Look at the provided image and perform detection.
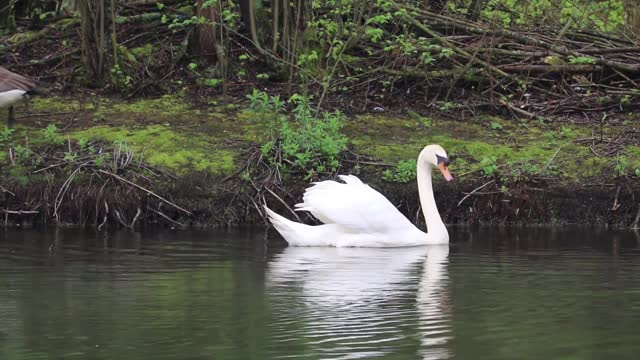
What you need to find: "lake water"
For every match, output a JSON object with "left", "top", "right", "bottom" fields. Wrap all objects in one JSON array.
[{"left": 1, "top": 227, "right": 639, "bottom": 359}]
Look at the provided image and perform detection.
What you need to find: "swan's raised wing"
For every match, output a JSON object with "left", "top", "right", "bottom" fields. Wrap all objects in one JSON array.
[{"left": 294, "top": 175, "right": 415, "bottom": 232}]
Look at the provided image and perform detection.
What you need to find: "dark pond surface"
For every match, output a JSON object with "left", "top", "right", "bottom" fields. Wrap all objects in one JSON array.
[{"left": 1, "top": 227, "right": 639, "bottom": 359}]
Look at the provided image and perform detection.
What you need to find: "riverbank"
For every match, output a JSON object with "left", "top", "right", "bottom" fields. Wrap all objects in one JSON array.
[{"left": 1, "top": 93, "right": 638, "bottom": 229}]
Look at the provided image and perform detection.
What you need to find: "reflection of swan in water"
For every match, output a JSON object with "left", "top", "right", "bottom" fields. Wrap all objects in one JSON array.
[{"left": 266, "top": 245, "right": 451, "bottom": 359}]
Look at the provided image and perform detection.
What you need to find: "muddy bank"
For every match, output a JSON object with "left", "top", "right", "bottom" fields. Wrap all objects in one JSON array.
[{"left": 4, "top": 170, "right": 637, "bottom": 229}]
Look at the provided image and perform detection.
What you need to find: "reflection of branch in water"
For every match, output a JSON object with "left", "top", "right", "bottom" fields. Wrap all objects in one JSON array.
[{"left": 267, "top": 245, "right": 452, "bottom": 359}]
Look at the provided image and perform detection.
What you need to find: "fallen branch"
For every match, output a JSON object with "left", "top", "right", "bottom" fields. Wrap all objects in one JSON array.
[
  {"left": 458, "top": 180, "right": 496, "bottom": 207},
  {"left": 499, "top": 64, "right": 604, "bottom": 73}
]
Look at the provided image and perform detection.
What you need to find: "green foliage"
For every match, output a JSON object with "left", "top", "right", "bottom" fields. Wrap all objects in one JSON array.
[
  {"left": 247, "top": 88, "right": 271, "bottom": 113},
  {"left": 110, "top": 64, "right": 133, "bottom": 92},
  {"left": 489, "top": 122, "right": 503, "bottom": 130},
  {"left": 168, "top": 15, "right": 206, "bottom": 30},
  {"left": 201, "top": 78, "right": 223, "bottom": 87},
  {"left": 620, "top": 95, "right": 631, "bottom": 107},
  {"left": 480, "top": 156, "right": 498, "bottom": 176},
  {"left": 437, "top": 101, "right": 457, "bottom": 112},
  {"left": 382, "top": 159, "right": 417, "bottom": 183},
  {"left": 64, "top": 150, "right": 78, "bottom": 162},
  {"left": 12, "top": 144, "right": 33, "bottom": 161},
  {"left": 0, "top": 127, "right": 14, "bottom": 143},
  {"left": 503, "top": 159, "right": 545, "bottom": 182},
  {"left": 365, "top": 27, "right": 384, "bottom": 42},
  {"left": 42, "top": 124, "right": 64, "bottom": 145},
  {"left": 615, "top": 155, "right": 628, "bottom": 177},
  {"left": 297, "top": 50, "right": 319, "bottom": 68},
  {"left": 256, "top": 90, "right": 348, "bottom": 177},
  {"left": 568, "top": 55, "right": 596, "bottom": 65},
  {"left": 479, "top": 0, "right": 625, "bottom": 32}
]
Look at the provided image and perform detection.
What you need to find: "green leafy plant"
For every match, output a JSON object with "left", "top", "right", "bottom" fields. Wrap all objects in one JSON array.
[
  {"left": 110, "top": 64, "right": 133, "bottom": 91},
  {"left": 568, "top": 55, "right": 596, "bottom": 65},
  {"left": 95, "top": 154, "right": 106, "bottom": 167},
  {"left": 382, "top": 159, "right": 417, "bottom": 183},
  {"left": 615, "top": 155, "right": 628, "bottom": 177},
  {"left": 260, "top": 92, "right": 348, "bottom": 177},
  {"left": 480, "top": 156, "right": 498, "bottom": 176},
  {"left": 438, "top": 101, "right": 456, "bottom": 112},
  {"left": 489, "top": 121, "right": 503, "bottom": 130},
  {"left": 64, "top": 151, "right": 78, "bottom": 162},
  {"left": 42, "top": 124, "right": 64, "bottom": 145},
  {"left": 247, "top": 88, "right": 269, "bottom": 111},
  {"left": 0, "top": 127, "right": 14, "bottom": 142},
  {"left": 12, "top": 144, "right": 33, "bottom": 161},
  {"left": 202, "top": 78, "right": 222, "bottom": 87}
]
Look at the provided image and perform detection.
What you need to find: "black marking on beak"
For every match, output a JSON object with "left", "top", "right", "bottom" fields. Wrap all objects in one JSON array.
[{"left": 436, "top": 154, "right": 450, "bottom": 166}]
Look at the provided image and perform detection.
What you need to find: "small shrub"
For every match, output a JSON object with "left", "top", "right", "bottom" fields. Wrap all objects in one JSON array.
[
  {"left": 382, "top": 159, "right": 417, "bottom": 183},
  {"left": 42, "top": 124, "right": 64, "bottom": 145}
]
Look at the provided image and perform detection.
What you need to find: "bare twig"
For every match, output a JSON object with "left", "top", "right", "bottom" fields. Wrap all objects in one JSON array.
[
  {"left": 544, "top": 147, "right": 562, "bottom": 170},
  {"left": 458, "top": 180, "right": 496, "bottom": 207}
]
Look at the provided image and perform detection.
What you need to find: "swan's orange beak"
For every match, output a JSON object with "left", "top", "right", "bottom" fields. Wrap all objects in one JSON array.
[{"left": 438, "top": 162, "right": 454, "bottom": 182}]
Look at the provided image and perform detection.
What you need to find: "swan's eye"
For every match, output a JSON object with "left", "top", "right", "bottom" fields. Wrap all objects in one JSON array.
[{"left": 436, "top": 154, "right": 450, "bottom": 166}]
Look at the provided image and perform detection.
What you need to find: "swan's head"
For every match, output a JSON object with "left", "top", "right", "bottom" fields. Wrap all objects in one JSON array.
[{"left": 423, "top": 144, "right": 453, "bottom": 182}]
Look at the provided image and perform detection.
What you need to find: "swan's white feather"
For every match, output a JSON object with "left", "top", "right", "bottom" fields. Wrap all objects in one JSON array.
[{"left": 294, "top": 175, "right": 414, "bottom": 233}]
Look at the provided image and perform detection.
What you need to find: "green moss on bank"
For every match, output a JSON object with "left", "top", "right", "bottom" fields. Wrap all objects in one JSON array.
[
  {"left": 72, "top": 125, "right": 236, "bottom": 175},
  {"left": 24, "top": 96, "right": 640, "bottom": 183},
  {"left": 348, "top": 113, "right": 634, "bottom": 183}
]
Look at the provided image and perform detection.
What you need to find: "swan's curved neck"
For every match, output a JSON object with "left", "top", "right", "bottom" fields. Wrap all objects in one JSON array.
[{"left": 416, "top": 151, "right": 447, "bottom": 240}]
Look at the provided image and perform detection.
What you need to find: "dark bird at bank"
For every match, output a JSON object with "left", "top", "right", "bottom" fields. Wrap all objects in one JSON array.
[{"left": 0, "top": 66, "right": 39, "bottom": 128}]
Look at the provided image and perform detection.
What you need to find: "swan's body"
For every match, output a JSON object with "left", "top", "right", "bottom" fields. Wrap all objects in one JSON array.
[{"left": 265, "top": 144, "right": 453, "bottom": 247}]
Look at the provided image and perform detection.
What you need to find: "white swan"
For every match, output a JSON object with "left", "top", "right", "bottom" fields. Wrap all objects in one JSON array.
[{"left": 264, "top": 144, "right": 453, "bottom": 247}]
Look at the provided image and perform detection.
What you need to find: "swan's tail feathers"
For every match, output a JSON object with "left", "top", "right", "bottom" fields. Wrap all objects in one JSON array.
[{"left": 264, "top": 206, "right": 302, "bottom": 244}]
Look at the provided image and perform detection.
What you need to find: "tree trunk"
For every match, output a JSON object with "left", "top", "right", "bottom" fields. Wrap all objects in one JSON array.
[
  {"left": 196, "top": 0, "right": 218, "bottom": 62},
  {"left": 468, "top": 0, "right": 484, "bottom": 21},
  {"left": 625, "top": 0, "right": 640, "bottom": 40},
  {"left": 78, "top": 0, "right": 112, "bottom": 87}
]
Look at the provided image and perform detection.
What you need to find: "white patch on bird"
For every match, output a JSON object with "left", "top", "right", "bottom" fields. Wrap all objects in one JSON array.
[{"left": 0, "top": 90, "right": 27, "bottom": 108}]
